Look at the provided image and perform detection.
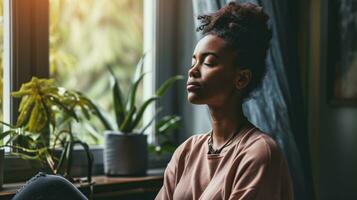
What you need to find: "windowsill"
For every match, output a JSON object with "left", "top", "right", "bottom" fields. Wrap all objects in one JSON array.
[
  {"left": 4, "top": 146, "right": 172, "bottom": 183},
  {"left": 0, "top": 169, "right": 164, "bottom": 200}
]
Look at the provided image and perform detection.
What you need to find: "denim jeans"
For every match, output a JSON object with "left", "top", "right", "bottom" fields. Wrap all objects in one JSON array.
[{"left": 12, "top": 172, "right": 88, "bottom": 200}]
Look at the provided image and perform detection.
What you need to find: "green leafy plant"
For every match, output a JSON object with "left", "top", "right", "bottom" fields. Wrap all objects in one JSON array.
[
  {"left": 0, "top": 77, "right": 95, "bottom": 183},
  {"left": 149, "top": 114, "right": 181, "bottom": 154},
  {"left": 92, "top": 56, "right": 184, "bottom": 134}
]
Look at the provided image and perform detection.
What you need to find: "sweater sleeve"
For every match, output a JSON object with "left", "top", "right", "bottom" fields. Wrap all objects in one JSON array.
[
  {"left": 228, "top": 136, "right": 293, "bottom": 200},
  {"left": 155, "top": 136, "right": 194, "bottom": 200},
  {"left": 155, "top": 156, "right": 177, "bottom": 200}
]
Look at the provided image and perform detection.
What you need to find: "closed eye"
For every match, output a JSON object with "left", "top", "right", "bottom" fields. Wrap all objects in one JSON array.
[
  {"left": 191, "top": 57, "right": 198, "bottom": 68},
  {"left": 204, "top": 63, "right": 214, "bottom": 67},
  {"left": 203, "top": 55, "right": 217, "bottom": 67}
]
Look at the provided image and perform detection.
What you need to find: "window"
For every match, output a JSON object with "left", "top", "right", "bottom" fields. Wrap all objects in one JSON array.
[
  {"left": 1, "top": 0, "right": 157, "bottom": 183},
  {"left": 49, "top": 0, "right": 144, "bottom": 145},
  {"left": 2, "top": 0, "right": 179, "bottom": 181},
  {"left": 1, "top": 0, "right": 180, "bottom": 147},
  {"left": 2, "top": 0, "right": 170, "bottom": 146}
]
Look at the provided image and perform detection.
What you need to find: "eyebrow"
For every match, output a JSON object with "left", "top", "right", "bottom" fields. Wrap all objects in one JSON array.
[{"left": 192, "top": 52, "right": 220, "bottom": 59}]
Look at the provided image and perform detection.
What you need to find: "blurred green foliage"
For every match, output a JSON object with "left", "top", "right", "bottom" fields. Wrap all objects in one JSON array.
[
  {"left": 148, "top": 115, "right": 181, "bottom": 155},
  {"left": 49, "top": 0, "right": 144, "bottom": 144},
  {"left": 0, "top": 0, "right": 144, "bottom": 143}
]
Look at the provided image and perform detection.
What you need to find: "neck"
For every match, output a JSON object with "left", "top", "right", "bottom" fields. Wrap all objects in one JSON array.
[{"left": 208, "top": 101, "right": 246, "bottom": 149}]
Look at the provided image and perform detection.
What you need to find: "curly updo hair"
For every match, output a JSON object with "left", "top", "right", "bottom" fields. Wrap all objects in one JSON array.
[{"left": 197, "top": 2, "right": 272, "bottom": 99}]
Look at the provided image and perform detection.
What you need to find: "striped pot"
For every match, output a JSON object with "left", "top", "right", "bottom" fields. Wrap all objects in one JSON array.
[{"left": 103, "top": 131, "right": 147, "bottom": 176}]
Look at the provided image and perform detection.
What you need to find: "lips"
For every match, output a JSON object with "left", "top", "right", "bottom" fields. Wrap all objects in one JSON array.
[{"left": 187, "top": 81, "right": 201, "bottom": 91}]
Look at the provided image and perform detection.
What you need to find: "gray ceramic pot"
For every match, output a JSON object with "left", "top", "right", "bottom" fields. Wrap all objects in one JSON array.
[{"left": 104, "top": 131, "right": 148, "bottom": 176}]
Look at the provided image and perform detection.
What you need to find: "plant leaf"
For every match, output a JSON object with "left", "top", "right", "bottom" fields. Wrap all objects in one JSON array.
[
  {"left": 45, "top": 150, "right": 56, "bottom": 174},
  {"left": 0, "top": 121, "right": 15, "bottom": 128},
  {"left": 0, "top": 130, "right": 16, "bottom": 141},
  {"left": 11, "top": 90, "right": 32, "bottom": 98},
  {"left": 11, "top": 152, "right": 40, "bottom": 160},
  {"left": 27, "top": 102, "right": 47, "bottom": 132},
  {"left": 5, "top": 134, "right": 19, "bottom": 145},
  {"left": 86, "top": 98, "right": 115, "bottom": 130},
  {"left": 16, "top": 96, "right": 36, "bottom": 128},
  {"left": 43, "top": 98, "right": 56, "bottom": 129},
  {"left": 156, "top": 116, "right": 181, "bottom": 134},
  {"left": 126, "top": 72, "right": 146, "bottom": 112},
  {"left": 140, "top": 107, "right": 163, "bottom": 134},
  {"left": 129, "top": 96, "right": 158, "bottom": 132},
  {"left": 55, "top": 141, "right": 70, "bottom": 174},
  {"left": 119, "top": 106, "right": 136, "bottom": 132},
  {"left": 64, "top": 139, "right": 73, "bottom": 177},
  {"left": 132, "top": 53, "right": 146, "bottom": 83},
  {"left": 107, "top": 66, "right": 125, "bottom": 130},
  {"left": 48, "top": 94, "right": 79, "bottom": 122},
  {"left": 155, "top": 75, "right": 184, "bottom": 97}
]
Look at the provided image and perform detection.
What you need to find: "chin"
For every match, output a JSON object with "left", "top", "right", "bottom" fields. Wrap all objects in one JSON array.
[{"left": 187, "top": 93, "right": 205, "bottom": 105}]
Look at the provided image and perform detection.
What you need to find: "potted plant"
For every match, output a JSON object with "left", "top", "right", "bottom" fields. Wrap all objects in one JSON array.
[
  {"left": 0, "top": 77, "right": 96, "bottom": 184},
  {"left": 91, "top": 57, "right": 183, "bottom": 176}
]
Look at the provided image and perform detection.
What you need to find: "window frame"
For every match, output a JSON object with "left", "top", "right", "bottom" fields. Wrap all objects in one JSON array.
[
  {"left": 2, "top": 0, "right": 50, "bottom": 182},
  {"left": 143, "top": 0, "right": 157, "bottom": 143},
  {"left": 143, "top": 0, "right": 179, "bottom": 143},
  {"left": 3, "top": 0, "right": 49, "bottom": 126}
]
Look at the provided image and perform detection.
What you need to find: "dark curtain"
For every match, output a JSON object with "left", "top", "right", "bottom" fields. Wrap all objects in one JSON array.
[{"left": 192, "top": 0, "right": 314, "bottom": 200}]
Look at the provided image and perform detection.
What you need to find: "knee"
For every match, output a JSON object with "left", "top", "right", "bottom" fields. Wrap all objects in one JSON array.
[{"left": 12, "top": 172, "right": 87, "bottom": 200}]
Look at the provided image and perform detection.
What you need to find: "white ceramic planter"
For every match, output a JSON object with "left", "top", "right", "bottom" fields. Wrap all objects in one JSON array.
[{"left": 104, "top": 132, "right": 147, "bottom": 176}]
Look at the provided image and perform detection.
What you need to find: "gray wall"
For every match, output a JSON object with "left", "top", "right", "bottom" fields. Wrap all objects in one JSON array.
[
  {"left": 319, "top": 3, "right": 357, "bottom": 197},
  {"left": 175, "top": 1, "right": 212, "bottom": 142},
  {"left": 152, "top": 0, "right": 212, "bottom": 143},
  {"left": 309, "top": 0, "right": 357, "bottom": 199},
  {"left": 319, "top": 106, "right": 357, "bottom": 199}
]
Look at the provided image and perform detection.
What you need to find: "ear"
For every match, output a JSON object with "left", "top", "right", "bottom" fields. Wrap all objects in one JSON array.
[{"left": 235, "top": 69, "right": 252, "bottom": 90}]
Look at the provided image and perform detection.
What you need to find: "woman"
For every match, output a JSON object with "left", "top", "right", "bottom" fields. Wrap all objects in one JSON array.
[
  {"left": 12, "top": 2, "right": 292, "bottom": 200},
  {"left": 155, "top": 2, "right": 293, "bottom": 200}
]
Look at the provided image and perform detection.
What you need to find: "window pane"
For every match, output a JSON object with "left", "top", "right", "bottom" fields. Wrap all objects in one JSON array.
[{"left": 50, "top": 0, "right": 143, "bottom": 144}]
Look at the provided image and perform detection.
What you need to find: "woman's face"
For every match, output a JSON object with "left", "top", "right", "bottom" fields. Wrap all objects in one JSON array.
[{"left": 187, "top": 34, "right": 244, "bottom": 106}]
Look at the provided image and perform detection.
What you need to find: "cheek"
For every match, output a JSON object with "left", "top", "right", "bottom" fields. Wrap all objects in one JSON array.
[
  {"left": 187, "top": 67, "right": 237, "bottom": 104},
  {"left": 203, "top": 69, "right": 235, "bottom": 91},
  {"left": 199, "top": 70, "right": 236, "bottom": 104}
]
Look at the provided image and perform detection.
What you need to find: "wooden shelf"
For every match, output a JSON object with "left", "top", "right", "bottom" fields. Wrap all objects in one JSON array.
[{"left": 0, "top": 174, "right": 163, "bottom": 200}]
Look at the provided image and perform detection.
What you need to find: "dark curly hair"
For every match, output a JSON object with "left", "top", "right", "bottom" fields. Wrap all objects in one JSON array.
[{"left": 196, "top": 2, "right": 272, "bottom": 99}]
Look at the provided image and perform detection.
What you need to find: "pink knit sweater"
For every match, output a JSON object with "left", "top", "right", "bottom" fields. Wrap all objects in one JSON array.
[{"left": 155, "top": 123, "right": 293, "bottom": 200}]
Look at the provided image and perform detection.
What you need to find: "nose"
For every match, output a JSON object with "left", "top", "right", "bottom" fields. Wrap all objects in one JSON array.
[{"left": 188, "top": 64, "right": 200, "bottom": 78}]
